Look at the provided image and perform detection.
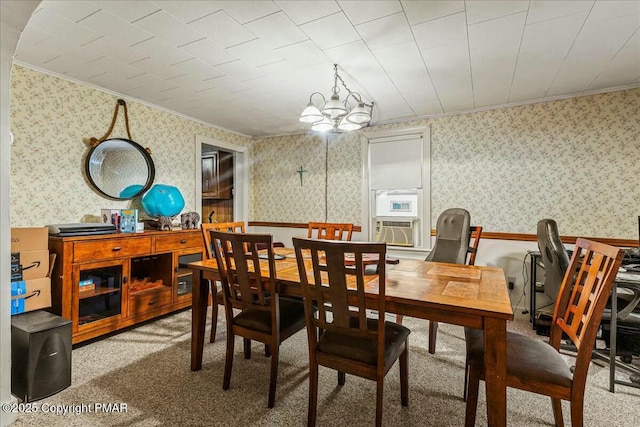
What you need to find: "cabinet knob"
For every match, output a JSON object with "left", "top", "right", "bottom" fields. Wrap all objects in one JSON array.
[
  {"left": 123, "top": 276, "right": 128, "bottom": 284},
  {"left": 112, "top": 246, "right": 122, "bottom": 252},
  {"left": 180, "top": 239, "right": 187, "bottom": 244}
]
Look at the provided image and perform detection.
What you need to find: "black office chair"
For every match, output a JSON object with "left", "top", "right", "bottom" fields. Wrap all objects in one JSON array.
[
  {"left": 536, "top": 219, "right": 570, "bottom": 316},
  {"left": 426, "top": 208, "right": 472, "bottom": 265},
  {"left": 420, "top": 208, "right": 472, "bottom": 353}
]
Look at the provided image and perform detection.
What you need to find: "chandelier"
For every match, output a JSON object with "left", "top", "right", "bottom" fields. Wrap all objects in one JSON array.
[{"left": 299, "top": 64, "right": 374, "bottom": 132}]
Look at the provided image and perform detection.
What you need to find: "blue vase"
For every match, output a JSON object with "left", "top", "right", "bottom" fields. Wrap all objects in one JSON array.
[{"left": 141, "top": 184, "right": 185, "bottom": 217}]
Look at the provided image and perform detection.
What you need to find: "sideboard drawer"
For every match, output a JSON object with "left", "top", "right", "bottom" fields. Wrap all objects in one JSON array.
[
  {"left": 73, "top": 237, "right": 152, "bottom": 262},
  {"left": 155, "top": 232, "right": 203, "bottom": 252},
  {"left": 129, "top": 288, "right": 172, "bottom": 316}
]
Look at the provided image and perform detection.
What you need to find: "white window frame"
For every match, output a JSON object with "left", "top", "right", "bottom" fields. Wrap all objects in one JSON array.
[{"left": 360, "top": 126, "right": 431, "bottom": 256}]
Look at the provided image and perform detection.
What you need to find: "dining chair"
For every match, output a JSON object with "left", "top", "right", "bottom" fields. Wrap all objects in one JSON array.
[
  {"left": 292, "top": 237, "right": 410, "bottom": 427},
  {"left": 463, "top": 238, "right": 624, "bottom": 427},
  {"left": 210, "top": 231, "right": 307, "bottom": 408},
  {"left": 201, "top": 221, "right": 245, "bottom": 343},
  {"left": 307, "top": 222, "right": 354, "bottom": 241}
]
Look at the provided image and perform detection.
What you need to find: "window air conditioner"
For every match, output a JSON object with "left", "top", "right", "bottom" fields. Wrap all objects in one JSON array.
[{"left": 374, "top": 219, "right": 416, "bottom": 247}]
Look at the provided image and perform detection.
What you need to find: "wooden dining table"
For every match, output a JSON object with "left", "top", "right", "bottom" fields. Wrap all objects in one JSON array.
[{"left": 188, "top": 248, "right": 513, "bottom": 426}]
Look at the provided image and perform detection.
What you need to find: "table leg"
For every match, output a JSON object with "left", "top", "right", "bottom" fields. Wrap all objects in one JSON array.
[
  {"left": 191, "top": 269, "right": 209, "bottom": 371},
  {"left": 484, "top": 317, "right": 507, "bottom": 427},
  {"left": 609, "top": 284, "right": 617, "bottom": 392}
]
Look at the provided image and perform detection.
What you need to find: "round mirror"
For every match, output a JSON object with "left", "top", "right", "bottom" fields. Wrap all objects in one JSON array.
[{"left": 85, "top": 138, "right": 155, "bottom": 200}]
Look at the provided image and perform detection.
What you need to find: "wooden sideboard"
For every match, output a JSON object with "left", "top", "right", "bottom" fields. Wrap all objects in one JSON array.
[{"left": 49, "top": 229, "right": 204, "bottom": 344}]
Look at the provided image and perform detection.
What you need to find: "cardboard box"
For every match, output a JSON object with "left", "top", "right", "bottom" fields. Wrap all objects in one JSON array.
[
  {"left": 13, "top": 249, "right": 49, "bottom": 281},
  {"left": 10, "top": 253, "right": 55, "bottom": 316},
  {"left": 11, "top": 227, "right": 48, "bottom": 252},
  {"left": 10, "top": 278, "right": 51, "bottom": 315}
]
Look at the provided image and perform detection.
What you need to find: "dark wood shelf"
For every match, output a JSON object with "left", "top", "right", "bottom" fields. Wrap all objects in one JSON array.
[{"left": 78, "top": 286, "right": 120, "bottom": 300}]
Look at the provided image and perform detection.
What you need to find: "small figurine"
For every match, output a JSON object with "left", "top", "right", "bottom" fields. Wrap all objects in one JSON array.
[
  {"left": 181, "top": 212, "right": 200, "bottom": 229},
  {"left": 157, "top": 216, "right": 173, "bottom": 231}
]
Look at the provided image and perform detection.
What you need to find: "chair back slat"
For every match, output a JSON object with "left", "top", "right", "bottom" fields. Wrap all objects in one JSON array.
[
  {"left": 550, "top": 238, "right": 624, "bottom": 380},
  {"left": 201, "top": 221, "right": 245, "bottom": 259},
  {"left": 210, "top": 231, "right": 275, "bottom": 313},
  {"left": 308, "top": 222, "right": 354, "bottom": 241},
  {"left": 293, "top": 238, "right": 386, "bottom": 343},
  {"left": 467, "top": 226, "right": 483, "bottom": 265}
]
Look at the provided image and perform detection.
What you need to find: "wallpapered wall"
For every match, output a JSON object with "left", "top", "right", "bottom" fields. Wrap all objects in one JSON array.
[
  {"left": 10, "top": 65, "right": 640, "bottom": 239},
  {"left": 10, "top": 65, "right": 251, "bottom": 227},
  {"left": 251, "top": 88, "right": 640, "bottom": 239}
]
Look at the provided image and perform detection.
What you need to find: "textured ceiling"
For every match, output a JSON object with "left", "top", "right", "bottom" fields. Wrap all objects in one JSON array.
[{"left": 14, "top": 0, "right": 640, "bottom": 137}]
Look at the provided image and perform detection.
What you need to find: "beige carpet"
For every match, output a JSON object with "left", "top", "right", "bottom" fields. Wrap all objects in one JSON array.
[{"left": 10, "top": 309, "right": 640, "bottom": 426}]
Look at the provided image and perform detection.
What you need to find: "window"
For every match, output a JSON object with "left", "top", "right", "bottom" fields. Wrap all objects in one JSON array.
[{"left": 361, "top": 127, "right": 430, "bottom": 252}]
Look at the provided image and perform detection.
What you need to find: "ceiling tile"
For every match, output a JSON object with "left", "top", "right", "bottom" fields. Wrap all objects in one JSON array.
[
  {"left": 395, "top": 77, "right": 439, "bottom": 104},
  {"left": 338, "top": 0, "right": 403, "bottom": 25},
  {"left": 274, "top": 40, "right": 329, "bottom": 67},
  {"left": 466, "top": 0, "right": 529, "bottom": 25},
  {"left": 518, "top": 11, "right": 587, "bottom": 56},
  {"left": 78, "top": 9, "right": 154, "bottom": 47},
  {"left": 401, "top": 0, "right": 464, "bottom": 26},
  {"left": 130, "top": 57, "right": 184, "bottom": 80},
  {"left": 589, "top": 31, "right": 640, "bottom": 90},
  {"left": 170, "top": 58, "right": 225, "bottom": 81},
  {"left": 526, "top": 0, "right": 594, "bottom": 25},
  {"left": 412, "top": 12, "right": 466, "bottom": 50},
  {"left": 188, "top": 10, "right": 257, "bottom": 48},
  {"left": 275, "top": 0, "right": 341, "bottom": 25},
  {"left": 42, "top": 55, "right": 100, "bottom": 78},
  {"left": 471, "top": 41, "right": 520, "bottom": 84},
  {"left": 42, "top": 0, "right": 101, "bottom": 22},
  {"left": 244, "top": 11, "right": 308, "bottom": 49},
  {"left": 216, "top": 0, "right": 280, "bottom": 24},
  {"left": 468, "top": 12, "right": 527, "bottom": 49},
  {"left": 131, "top": 37, "right": 194, "bottom": 66},
  {"left": 216, "top": 60, "right": 267, "bottom": 82},
  {"left": 26, "top": 7, "right": 102, "bottom": 45},
  {"left": 587, "top": 0, "right": 640, "bottom": 22},
  {"left": 15, "top": 26, "right": 50, "bottom": 48},
  {"left": 408, "top": 102, "right": 444, "bottom": 116},
  {"left": 572, "top": 13, "right": 640, "bottom": 53},
  {"left": 83, "top": 57, "right": 146, "bottom": 87},
  {"left": 84, "top": 36, "right": 150, "bottom": 65},
  {"left": 133, "top": 10, "right": 204, "bottom": 47},
  {"left": 93, "top": 1, "right": 161, "bottom": 23},
  {"left": 227, "top": 39, "right": 285, "bottom": 67},
  {"left": 372, "top": 40, "right": 429, "bottom": 82},
  {"left": 154, "top": 0, "right": 222, "bottom": 23},
  {"left": 300, "top": 12, "right": 361, "bottom": 50},
  {"left": 178, "top": 38, "right": 237, "bottom": 67},
  {"left": 356, "top": 12, "right": 413, "bottom": 50}
]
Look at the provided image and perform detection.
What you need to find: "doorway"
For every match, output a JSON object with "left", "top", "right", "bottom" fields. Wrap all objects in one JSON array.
[{"left": 194, "top": 135, "right": 248, "bottom": 225}]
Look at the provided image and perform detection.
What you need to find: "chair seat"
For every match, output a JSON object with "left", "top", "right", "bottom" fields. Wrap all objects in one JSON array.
[
  {"left": 465, "top": 328, "right": 573, "bottom": 390},
  {"left": 318, "top": 318, "right": 410, "bottom": 366},
  {"left": 234, "top": 297, "right": 305, "bottom": 333}
]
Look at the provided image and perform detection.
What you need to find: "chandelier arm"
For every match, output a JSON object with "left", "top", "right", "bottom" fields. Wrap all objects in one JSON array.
[{"left": 309, "top": 92, "right": 326, "bottom": 106}]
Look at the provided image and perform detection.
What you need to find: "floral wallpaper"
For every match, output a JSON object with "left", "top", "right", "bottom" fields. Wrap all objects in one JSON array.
[
  {"left": 10, "top": 65, "right": 251, "bottom": 226},
  {"left": 251, "top": 88, "right": 640, "bottom": 239},
  {"left": 10, "top": 64, "right": 640, "bottom": 240}
]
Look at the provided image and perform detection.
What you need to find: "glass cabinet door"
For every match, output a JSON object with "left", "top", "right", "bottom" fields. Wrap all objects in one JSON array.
[
  {"left": 175, "top": 251, "right": 203, "bottom": 302},
  {"left": 73, "top": 259, "right": 126, "bottom": 328}
]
